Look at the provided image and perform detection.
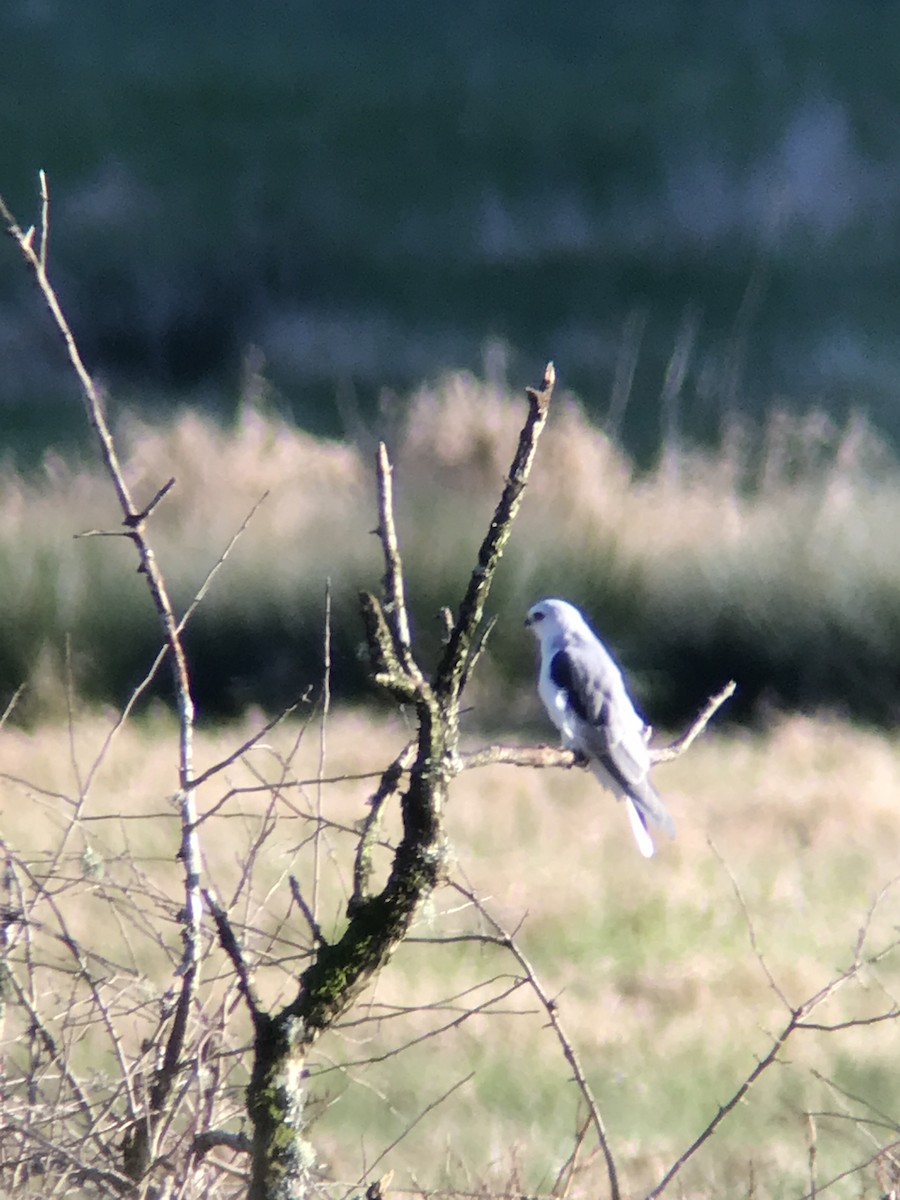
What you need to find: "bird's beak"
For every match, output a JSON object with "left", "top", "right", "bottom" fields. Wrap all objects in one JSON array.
[{"left": 524, "top": 615, "right": 532, "bottom": 628}]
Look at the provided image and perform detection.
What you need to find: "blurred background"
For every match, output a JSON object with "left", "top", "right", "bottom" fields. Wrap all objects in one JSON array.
[
  {"left": 3, "top": 0, "right": 900, "bottom": 724},
  {"left": 5, "top": 1, "right": 900, "bottom": 453}
]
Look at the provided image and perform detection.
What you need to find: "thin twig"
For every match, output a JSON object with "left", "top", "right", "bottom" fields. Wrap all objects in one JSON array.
[
  {"left": 650, "top": 681, "right": 736, "bottom": 763},
  {"left": 645, "top": 907, "right": 899, "bottom": 1198},
  {"left": 646, "top": 1014, "right": 797, "bottom": 1199},
  {"left": 81, "top": 489, "right": 271, "bottom": 801},
  {"left": 350, "top": 741, "right": 416, "bottom": 913},
  {"left": 458, "top": 614, "right": 497, "bottom": 696},
  {"left": 203, "top": 889, "right": 263, "bottom": 1027},
  {"left": 809, "top": 1069, "right": 900, "bottom": 1162},
  {"left": 311, "top": 977, "right": 526, "bottom": 1075},
  {"left": 0, "top": 179, "right": 202, "bottom": 1179},
  {"left": 0, "top": 682, "right": 26, "bottom": 730},
  {"left": 190, "top": 699, "right": 301, "bottom": 795},
  {"left": 796, "top": 1139, "right": 900, "bottom": 1200},
  {"left": 128, "top": 476, "right": 177, "bottom": 523},
  {"left": 797, "top": 1009, "right": 900, "bottom": 1032},
  {"left": 289, "top": 875, "right": 326, "bottom": 948},
  {"left": 352, "top": 1072, "right": 474, "bottom": 1189},
  {"left": 553, "top": 1114, "right": 593, "bottom": 1199},
  {"left": 375, "top": 443, "right": 420, "bottom": 682},
  {"left": 709, "top": 838, "right": 790, "bottom": 1009},
  {"left": 38, "top": 168, "right": 49, "bottom": 269},
  {"left": 451, "top": 881, "right": 620, "bottom": 1200},
  {"left": 314, "top": 580, "right": 332, "bottom": 927}
]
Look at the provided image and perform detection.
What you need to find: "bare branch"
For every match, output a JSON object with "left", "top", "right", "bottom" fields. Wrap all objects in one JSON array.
[
  {"left": 645, "top": 889, "right": 899, "bottom": 1198},
  {"left": 796, "top": 1139, "right": 900, "bottom": 1200},
  {"left": 459, "top": 743, "right": 578, "bottom": 772},
  {"left": 649, "top": 680, "right": 736, "bottom": 763},
  {"left": 458, "top": 614, "right": 497, "bottom": 695},
  {"left": 374, "top": 442, "right": 422, "bottom": 683},
  {"left": 203, "top": 889, "right": 264, "bottom": 1027},
  {"left": 127, "top": 475, "right": 177, "bottom": 524},
  {"left": 646, "top": 1012, "right": 798, "bottom": 1199},
  {"left": 193, "top": 1129, "right": 253, "bottom": 1158},
  {"left": 313, "top": 580, "right": 333, "bottom": 928},
  {"left": 436, "top": 360, "right": 555, "bottom": 704},
  {"left": 190, "top": 699, "right": 301, "bottom": 793},
  {"left": 289, "top": 875, "right": 327, "bottom": 949},
  {"left": 459, "top": 680, "right": 736, "bottom": 775},
  {"left": 1, "top": 178, "right": 203, "bottom": 1183},
  {"left": 709, "top": 838, "right": 790, "bottom": 1009},
  {"left": 359, "top": 591, "right": 422, "bottom": 702},
  {"left": 351, "top": 741, "right": 417, "bottom": 913},
  {"left": 355, "top": 1072, "right": 474, "bottom": 1185},
  {"left": 806, "top": 1111, "right": 817, "bottom": 1200},
  {"left": 451, "top": 881, "right": 621, "bottom": 1200},
  {"left": 37, "top": 168, "right": 49, "bottom": 269},
  {"left": 0, "top": 683, "right": 25, "bottom": 731},
  {"left": 797, "top": 1008, "right": 900, "bottom": 1033}
]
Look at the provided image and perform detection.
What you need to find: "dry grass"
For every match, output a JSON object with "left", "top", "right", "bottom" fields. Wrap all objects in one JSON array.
[
  {"left": 4, "top": 372, "right": 900, "bottom": 723},
  {"left": 4, "top": 369, "right": 900, "bottom": 1197},
  {"left": 3, "top": 704, "right": 899, "bottom": 1197}
]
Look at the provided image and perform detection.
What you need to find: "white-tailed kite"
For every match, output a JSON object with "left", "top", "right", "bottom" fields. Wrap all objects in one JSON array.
[{"left": 525, "top": 598, "right": 675, "bottom": 858}]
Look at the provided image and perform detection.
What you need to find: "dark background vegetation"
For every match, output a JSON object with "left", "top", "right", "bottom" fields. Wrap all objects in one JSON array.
[
  {"left": 4, "top": 1, "right": 900, "bottom": 725},
  {"left": 5, "top": 2, "right": 900, "bottom": 454}
]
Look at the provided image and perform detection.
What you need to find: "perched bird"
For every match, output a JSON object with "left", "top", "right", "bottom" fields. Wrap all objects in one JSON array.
[{"left": 525, "top": 598, "right": 675, "bottom": 857}]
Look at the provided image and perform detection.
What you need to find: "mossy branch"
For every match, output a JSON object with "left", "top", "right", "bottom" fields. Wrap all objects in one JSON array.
[
  {"left": 435, "top": 360, "right": 555, "bottom": 703},
  {"left": 243, "top": 366, "right": 554, "bottom": 1200},
  {"left": 359, "top": 591, "right": 422, "bottom": 703}
]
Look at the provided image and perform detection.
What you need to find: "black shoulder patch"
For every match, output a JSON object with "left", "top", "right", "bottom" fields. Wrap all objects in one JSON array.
[{"left": 549, "top": 650, "right": 589, "bottom": 722}]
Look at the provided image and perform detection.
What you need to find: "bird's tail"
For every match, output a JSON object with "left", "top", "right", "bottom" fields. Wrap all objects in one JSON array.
[
  {"left": 625, "top": 798, "right": 656, "bottom": 858},
  {"left": 628, "top": 778, "right": 676, "bottom": 841}
]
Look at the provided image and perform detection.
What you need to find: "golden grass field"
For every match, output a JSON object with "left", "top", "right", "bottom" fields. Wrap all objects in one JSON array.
[
  {"left": 3, "top": 702, "right": 899, "bottom": 1198},
  {"left": 2, "top": 369, "right": 900, "bottom": 1198}
]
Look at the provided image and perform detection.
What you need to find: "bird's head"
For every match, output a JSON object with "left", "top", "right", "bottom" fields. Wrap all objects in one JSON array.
[{"left": 525, "top": 598, "right": 585, "bottom": 644}]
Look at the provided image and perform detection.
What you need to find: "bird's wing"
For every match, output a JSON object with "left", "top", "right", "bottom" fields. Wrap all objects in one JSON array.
[
  {"left": 549, "top": 642, "right": 647, "bottom": 777},
  {"left": 550, "top": 641, "right": 674, "bottom": 837}
]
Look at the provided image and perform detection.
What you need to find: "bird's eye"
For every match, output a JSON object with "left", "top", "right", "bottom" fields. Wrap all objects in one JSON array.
[{"left": 532, "top": 612, "right": 544, "bottom": 622}]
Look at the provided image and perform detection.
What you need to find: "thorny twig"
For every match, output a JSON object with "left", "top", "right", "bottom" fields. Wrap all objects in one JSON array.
[{"left": 0, "top": 176, "right": 201, "bottom": 1180}]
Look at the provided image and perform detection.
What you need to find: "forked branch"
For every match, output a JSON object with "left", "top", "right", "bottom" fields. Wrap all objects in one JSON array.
[{"left": 243, "top": 364, "right": 554, "bottom": 1200}]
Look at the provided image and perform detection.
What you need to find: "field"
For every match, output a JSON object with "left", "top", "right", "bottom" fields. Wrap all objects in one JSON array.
[
  {"left": 2, "top": 271, "right": 900, "bottom": 1195},
  {"left": 6, "top": 13, "right": 900, "bottom": 1189},
  {"left": 3, "top": 699, "right": 900, "bottom": 1198}
]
